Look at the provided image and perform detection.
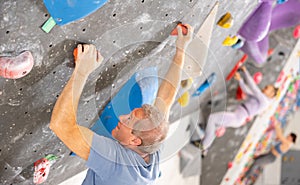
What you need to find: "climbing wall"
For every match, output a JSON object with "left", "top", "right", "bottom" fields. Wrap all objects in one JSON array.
[
  {"left": 281, "top": 150, "right": 300, "bottom": 185},
  {"left": 0, "top": 0, "right": 299, "bottom": 185}
]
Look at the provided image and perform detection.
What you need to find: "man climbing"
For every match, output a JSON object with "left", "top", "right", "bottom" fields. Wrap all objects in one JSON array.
[
  {"left": 201, "top": 66, "right": 278, "bottom": 156},
  {"left": 243, "top": 119, "right": 297, "bottom": 182},
  {"left": 49, "top": 24, "right": 193, "bottom": 185}
]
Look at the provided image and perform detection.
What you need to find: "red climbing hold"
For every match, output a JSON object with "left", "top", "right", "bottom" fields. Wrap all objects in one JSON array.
[
  {"left": 236, "top": 86, "right": 247, "bottom": 100},
  {"left": 267, "top": 48, "right": 274, "bottom": 57},
  {"left": 276, "top": 71, "right": 285, "bottom": 83},
  {"left": 293, "top": 25, "right": 300, "bottom": 39},
  {"left": 171, "top": 23, "right": 188, "bottom": 36},
  {"left": 34, "top": 158, "right": 51, "bottom": 184},
  {"left": 0, "top": 51, "right": 34, "bottom": 79},
  {"left": 253, "top": 72, "right": 263, "bottom": 84},
  {"left": 227, "top": 161, "right": 233, "bottom": 169},
  {"left": 226, "top": 54, "right": 248, "bottom": 81}
]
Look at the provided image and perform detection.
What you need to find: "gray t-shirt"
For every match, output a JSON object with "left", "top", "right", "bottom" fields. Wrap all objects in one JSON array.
[{"left": 82, "top": 133, "right": 160, "bottom": 185}]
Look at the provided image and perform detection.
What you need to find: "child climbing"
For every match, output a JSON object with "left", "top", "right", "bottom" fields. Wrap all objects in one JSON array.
[
  {"left": 201, "top": 66, "right": 278, "bottom": 156},
  {"left": 242, "top": 119, "right": 297, "bottom": 182}
]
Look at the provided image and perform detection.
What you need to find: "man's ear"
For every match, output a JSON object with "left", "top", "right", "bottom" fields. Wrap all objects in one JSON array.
[{"left": 130, "top": 136, "right": 142, "bottom": 146}]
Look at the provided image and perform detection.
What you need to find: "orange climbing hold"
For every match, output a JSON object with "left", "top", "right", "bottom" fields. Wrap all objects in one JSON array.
[
  {"left": 73, "top": 48, "right": 78, "bottom": 61},
  {"left": 171, "top": 23, "right": 188, "bottom": 36},
  {"left": 0, "top": 51, "right": 34, "bottom": 79}
]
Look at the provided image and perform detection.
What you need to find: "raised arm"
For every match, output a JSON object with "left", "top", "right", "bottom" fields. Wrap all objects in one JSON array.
[
  {"left": 235, "top": 72, "right": 254, "bottom": 95},
  {"left": 240, "top": 66, "right": 261, "bottom": 94},
  {"left": 49, "top": 44, "right": 103, "bottom": 160},
  {"left": 274, "top": 120, "right": 289, "bottom": 144},
  {"left": 154, "top": 24, "right": 193, "bottom": 120}
]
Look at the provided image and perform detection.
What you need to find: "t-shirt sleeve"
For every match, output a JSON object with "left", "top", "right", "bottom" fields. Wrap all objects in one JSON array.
[{"left": 86, "top": 134, "right": 121, "bottom": 179}]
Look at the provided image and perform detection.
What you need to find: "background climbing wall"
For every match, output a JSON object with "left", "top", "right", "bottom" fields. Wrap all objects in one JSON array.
[{"left": 0, "top": 0, "right": 298, "bottom": 185}]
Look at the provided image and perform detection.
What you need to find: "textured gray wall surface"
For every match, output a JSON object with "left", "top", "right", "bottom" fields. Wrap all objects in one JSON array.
[
  {"left": 0, "top": 0, "right": 297, "bottom": 184},
  {"left": 281, "top": 150, "right": 300, "bottom": 185}
]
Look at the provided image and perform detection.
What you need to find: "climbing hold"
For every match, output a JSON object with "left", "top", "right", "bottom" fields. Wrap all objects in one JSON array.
[
  {"left": 226, "top": 54, "right": 248, "bottom": 81},
  {"left": 41, "top": 17, "right": 56, "bottom": 33},
  {"left": 181, "top": 78, "right": 193, "bottom": 90},
  {"left": 227, "top": 161, "right": 233, "bottom": 169},
  {"left": 253, "top": 72, "right": 263, "bottom": 84},
  {"left": 43, "top": 0, "right": 108, "bottom": 25},
  {"left": 171, "top": 23, "right": 188, "bottom": 36},
  {"left": 236, "top": 86, "right": 247, "bottom": 100},
  {"left": 236, "top": 152, "right": 243, "bottom": 161},
  {"left": 268, "top": 48, "right": 274, "bottom": 56},
  {"left": 222, "top": 35, "right": 239, "bottom": 46},
  {"left": 277, "top": 0, "right": 288, "bottom": 4},
  {"left": 178, "top": 91, "right": 190, "bottom": 107},
  {"left": 293, "top": 25, "right": 300, "bottom": 39},
  {"left": 33, "top": 154, "right": 58, "bottom": 184},
  {"left": 231, "top": 39, "right": 244, "bottom": 49},
  {"left": 192, "top": 73, "right": 217, "bottom": 97},
  {"left": 0, "top": 51, "right": 34, "bottom": 79},
  {"left": 245, "top": 117, "right": 252, "bottom": 123},
  {"left": 215, "top": 126, "right": 226, "bottom": 137},
  {"left": 73, "top": 48, "right": 78, "bottom": 61},
  {"left": 243, "top": 143, "right": 252, "bottom": 154},
  {"left": 276, "top": 71, "right": 285, "bottom": 83},
  {"left": 217, "top": 12, "right": 233, "bottom": 29}
]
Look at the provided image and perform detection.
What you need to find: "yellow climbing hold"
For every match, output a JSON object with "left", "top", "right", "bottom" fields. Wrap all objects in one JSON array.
[
  {"left": 178, "top": 91, "right": 190, "bottom": 107},
  {"left": 276, "top": 89, "right": 281, "bottom": 100},
  {"left": 236, "top": 152, "right": 243, "bottom": 162},
  {"left": 181, "top": 78, "right": 193, "bottom": 90},
  {"left": 217, "top": 12, "right": 233, "bottom": 29},
  {"left": 222, "top": 35, "right": 239, "bottom": 46}
]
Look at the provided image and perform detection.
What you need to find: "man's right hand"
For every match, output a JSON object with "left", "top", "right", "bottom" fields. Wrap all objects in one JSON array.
[
  {"left": 75, "top": 44, "right": 103, "bottom": 77},
  {"left": 175, "top": 24, "right": 193, "bottom": 51}
]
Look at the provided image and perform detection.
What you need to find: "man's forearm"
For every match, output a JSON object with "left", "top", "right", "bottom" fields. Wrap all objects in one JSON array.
[
  {"left": 50, "top": 69, "right": 88, "bottom": 130},
  {"left": 156, "top": 49, "right": 185, "bottom": 105}
]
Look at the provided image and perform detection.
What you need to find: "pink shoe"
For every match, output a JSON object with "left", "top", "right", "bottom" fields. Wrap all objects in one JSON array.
[{"left": 0, "top": 51, "right": 34, "bottom": 79}]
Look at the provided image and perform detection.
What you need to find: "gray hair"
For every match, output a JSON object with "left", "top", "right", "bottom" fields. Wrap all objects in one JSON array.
[{"left": 132, "top": 104, "right": 169, "bottom": 154}]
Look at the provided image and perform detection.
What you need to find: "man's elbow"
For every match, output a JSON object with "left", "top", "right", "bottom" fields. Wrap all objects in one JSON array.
[{"left": 49, "top": 120, "right": 59, "bottom": 133}]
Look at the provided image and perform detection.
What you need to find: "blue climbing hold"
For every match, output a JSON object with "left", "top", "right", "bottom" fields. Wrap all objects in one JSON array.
[
  {"left": 277, "top": 0, "right": 288, "bottom": 4},
  {"left": 231, "top": 39, "right": 244, "bottom": 49},
  {"left": 192, "top": 73, "right": 217, "bottom": 97}
]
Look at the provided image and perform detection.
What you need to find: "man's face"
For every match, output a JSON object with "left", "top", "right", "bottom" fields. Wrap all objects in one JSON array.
[{"left": 111, "top": 108, "right": 146, "bottom": 146}]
